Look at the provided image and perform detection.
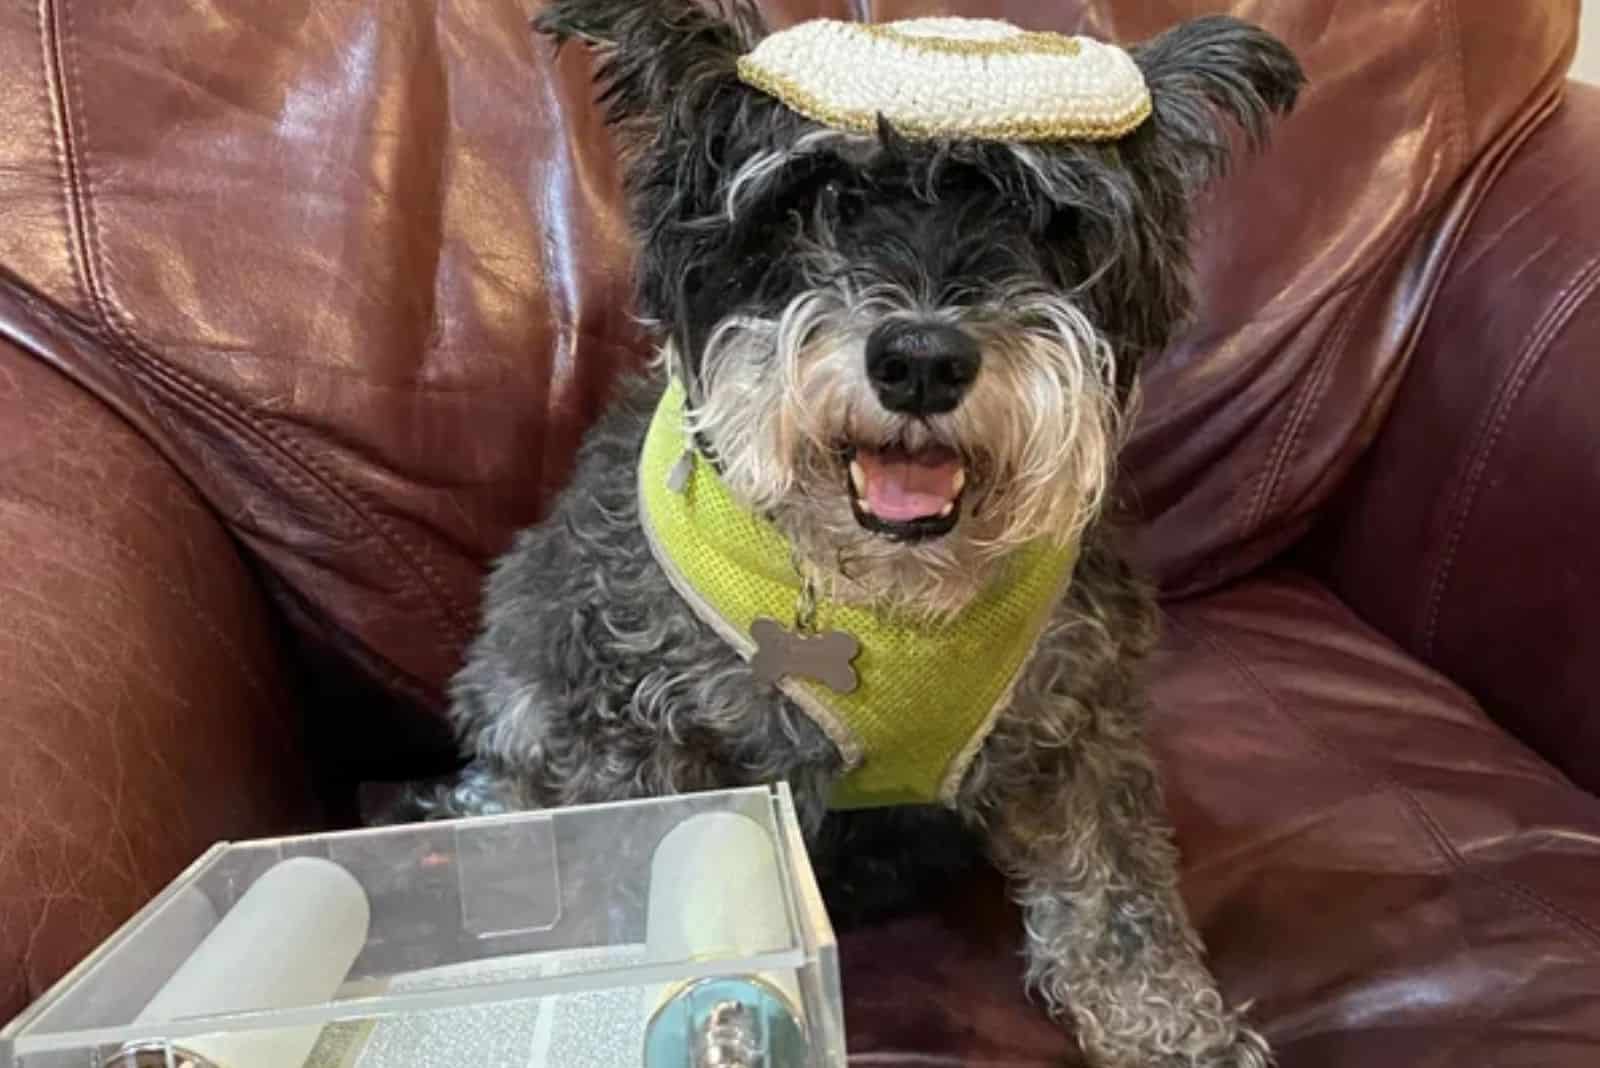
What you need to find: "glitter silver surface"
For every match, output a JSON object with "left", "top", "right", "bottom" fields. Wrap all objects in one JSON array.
[{"left": 304, "top": 945, "right": 648, "bottom": 1068}]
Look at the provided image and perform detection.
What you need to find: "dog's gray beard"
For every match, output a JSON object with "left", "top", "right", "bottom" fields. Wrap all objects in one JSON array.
[{"left": 675, "top": 276, "right": 1120, "bottom": 621}]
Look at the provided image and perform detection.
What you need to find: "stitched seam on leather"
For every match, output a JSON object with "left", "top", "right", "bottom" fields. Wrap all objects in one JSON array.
[
  {"left": 1437, "top": 0, "right": 1469, "bottom": 178},
  {"left": 1167, "top": 608, "right": 1600, "bottom": 955},
  {"left": 1399, "top": 784, "right": 1600, "bottom": 952},
  {"left": 1421, "top": 254, "right": 1600, "bottom": 656},
  {"left": 0, "top": 491, "right": 281, "bottom": 711},
  {"left": 88, "top": 316, "right": 478, "bottom": 641},
  {"left": 1244, "top": 370, "right": 1308, "bottom": 536},
  {"left": 51, "top": 0, "right": 353, "bottom": 541},
  {"left": 1260, "top": 276, "right": 1368, "bottom": 524},
  {"left": 36, "top": 0, "right": 93, "bottom": 320},
  {"left": 0, "top": 275, "right": 423, "bottom": 631},
  {"left": 1338, "top": 78, "right": 1562, "bottom": 651},
  {"left": 1246, "top": 224, "right": 1421, "bottom": 538},
  {"left": 1163, "top": 611, "right": 1452, "bottom": 867},
  {"left": 1246, "top": 265, "right": 1381, "bottom": 536},
  {"left": 73, "top": 188, "right": 474, "bottom": 631},
  {"left": 49, "top": 0, "right": 475, "bottom": 656},
  {"left": 1249, "top": 12, "right": 1530, "bottom": 563}
]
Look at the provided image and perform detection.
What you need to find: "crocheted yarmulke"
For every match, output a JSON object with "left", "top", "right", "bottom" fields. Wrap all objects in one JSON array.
[{"left": 736, "top": 17, "right": 1152, "bottom": 143}]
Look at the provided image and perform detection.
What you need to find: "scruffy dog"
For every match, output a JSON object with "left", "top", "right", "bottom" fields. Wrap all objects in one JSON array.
[{"left": 422, "top": 3, "right": 1302, "bottom": 1066}]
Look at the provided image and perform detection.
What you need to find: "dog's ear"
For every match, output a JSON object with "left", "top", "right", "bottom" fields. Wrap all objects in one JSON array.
[
  {"left": 534, "top": 2, "right": 783, "bottom": 360},
  {"left": 999, "top": 21, "right": 1300, "bottom": 383},
  {"left": 1130, "top": 15, "right": 1304, "bottom": 192},
  {"left": 534, "top": 0, "right": 765, "bottom": 140}
]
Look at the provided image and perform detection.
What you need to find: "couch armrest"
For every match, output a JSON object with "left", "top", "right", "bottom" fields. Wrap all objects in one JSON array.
[
  {"left": 0, "top": 338, "right": 323, "bottom": 1020},
  {"left": 1311, "top": 82, "right": 1600, "bottom": 793}
]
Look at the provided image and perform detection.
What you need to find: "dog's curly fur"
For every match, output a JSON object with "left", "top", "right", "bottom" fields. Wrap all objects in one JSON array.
[{"left": 413, "top": 5, "right": 1303, "bottom": 1066}]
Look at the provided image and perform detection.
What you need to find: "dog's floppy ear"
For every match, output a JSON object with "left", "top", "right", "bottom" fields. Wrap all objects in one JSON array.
[
  {"left": 534, "top": 0, "right": 764, "bottom": 137},
  {"left": 1131, "top": 15, "right": 1304, "bottom": 191}
]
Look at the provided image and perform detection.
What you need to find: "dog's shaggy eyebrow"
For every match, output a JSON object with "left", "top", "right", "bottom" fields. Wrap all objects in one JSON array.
[
  {"left": 721, "top": 129, "right": 867, "bottom": 220},
  {"left": 720, "top": 136, "right": 1033, "bottom": 225}
]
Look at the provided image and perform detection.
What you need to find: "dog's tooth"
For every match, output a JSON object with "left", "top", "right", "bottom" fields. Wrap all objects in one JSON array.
[
  {"left": 849, "top": 459, "right": 866, "bottom": 496},
  {"left": 952, "top": 467, "right": 966, "bottom": 495},
  {"left": 939, "top": 501, "right": 955, "bottom": 518}
]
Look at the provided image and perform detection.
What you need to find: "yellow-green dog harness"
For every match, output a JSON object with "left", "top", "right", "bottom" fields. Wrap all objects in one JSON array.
[{"left": 638, "top": 380, "right": 1079, "bottom": 809}]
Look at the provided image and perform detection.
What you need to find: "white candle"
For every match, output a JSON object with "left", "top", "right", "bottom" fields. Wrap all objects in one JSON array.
[
  {"left": 645, "top": 812, "right": 795, "bottom": 974},
  {"left": 129, "top": 856, "right": 370, "bottom": 1068},
  {"left": 641, "top": 811, "right": 808, "bottom": 1068}
]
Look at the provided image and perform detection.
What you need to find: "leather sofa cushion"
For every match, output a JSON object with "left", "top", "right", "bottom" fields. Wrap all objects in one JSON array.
[
  {"left": 0, "top": 339, "right": 320, "bottom": 1018},
  {"left": 840, "top": 572, "right": 1600, "bottom": 1066}
]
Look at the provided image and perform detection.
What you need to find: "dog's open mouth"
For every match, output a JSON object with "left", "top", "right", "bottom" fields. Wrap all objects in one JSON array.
[{"left": 845, "top": 444, "right": 966, "bottom": 541}]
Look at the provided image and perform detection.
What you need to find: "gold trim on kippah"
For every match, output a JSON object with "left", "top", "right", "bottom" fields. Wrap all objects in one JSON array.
[
  {"left": 735, "top": 17, "right": 1152, "bottom": 144},
  {"left": 735, "top": 62, "right": 1151, "bottom": 142},
  {"left": 858, "top": 23, "right": 1083, "bottom": 58}
]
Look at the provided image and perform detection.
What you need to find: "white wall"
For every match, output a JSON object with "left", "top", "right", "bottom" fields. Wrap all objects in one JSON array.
[{"left": 1578, "top": 5, "right": 1600, "bottom": 83}]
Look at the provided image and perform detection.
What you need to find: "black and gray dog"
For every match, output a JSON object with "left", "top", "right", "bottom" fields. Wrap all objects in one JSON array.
[{"left": 421, "top": 3, "right": 1302, "bottom": 1065}]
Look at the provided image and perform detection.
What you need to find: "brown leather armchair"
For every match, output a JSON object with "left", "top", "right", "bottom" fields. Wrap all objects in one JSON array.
[{"left": 4, "top": 1, "right": 1599, "bottom": 1063}]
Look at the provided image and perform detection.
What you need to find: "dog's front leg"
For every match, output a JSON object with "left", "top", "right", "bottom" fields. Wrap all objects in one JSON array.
[{"left": 979, "top": 744, "right": 1268, "bottom": 1068}]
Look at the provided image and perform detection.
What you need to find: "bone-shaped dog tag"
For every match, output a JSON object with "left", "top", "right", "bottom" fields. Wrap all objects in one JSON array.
[{"left": 750, "top": 618, "right": 860, "bottom": 694}]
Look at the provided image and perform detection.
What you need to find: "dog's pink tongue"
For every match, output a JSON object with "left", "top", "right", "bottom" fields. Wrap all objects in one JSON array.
[{"left": 856, "top": 447, "right": 963, "bottom": 522}]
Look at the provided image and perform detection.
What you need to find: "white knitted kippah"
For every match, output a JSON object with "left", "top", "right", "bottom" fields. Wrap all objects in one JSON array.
[{"left": 736, "top": 17, "right": 1151, "bottom": 143}]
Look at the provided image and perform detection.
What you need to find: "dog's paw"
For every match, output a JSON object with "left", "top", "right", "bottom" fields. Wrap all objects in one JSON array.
[
  {"left": 359, "top": 764, "right": 519, "bottom": 826},
  {"left": 359, "top": 779, "right": 453, "bottom": 825},
  {"left": 1080, "top": 1020, "right": 1272, "bottom": 1068}
]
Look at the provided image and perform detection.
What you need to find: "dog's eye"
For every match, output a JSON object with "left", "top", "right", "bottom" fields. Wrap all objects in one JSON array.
[
  {"left": 819, "top": 179, "right": 843, "bottom": 213},
  {"left": 819, "top": 179, "right": 864, "bottom": 225}
]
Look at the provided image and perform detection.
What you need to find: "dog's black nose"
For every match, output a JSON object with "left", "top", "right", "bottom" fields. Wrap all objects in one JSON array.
[{"left": 864, "top": 322, "right": 981, "bottom": 416}]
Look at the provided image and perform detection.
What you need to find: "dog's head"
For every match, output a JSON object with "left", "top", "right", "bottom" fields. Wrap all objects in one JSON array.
[{"left": 538, "top": 1, "right": 1302, "bottom": 615}]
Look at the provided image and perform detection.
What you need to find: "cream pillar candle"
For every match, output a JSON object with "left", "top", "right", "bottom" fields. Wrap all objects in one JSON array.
[
  {"left": 125, "top": 856, "right": 371, "bottom": 1068},
  {"left": 642, "top": 811, "right": 808, "bottom": 1068},
  {"left": 645, "top": 812, "right": 794, "bottom": 974}
]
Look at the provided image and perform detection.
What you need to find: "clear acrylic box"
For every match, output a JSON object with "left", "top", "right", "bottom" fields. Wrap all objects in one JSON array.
[{"left": 1, "top": 785, "right": 843, "bottom": 1068}]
